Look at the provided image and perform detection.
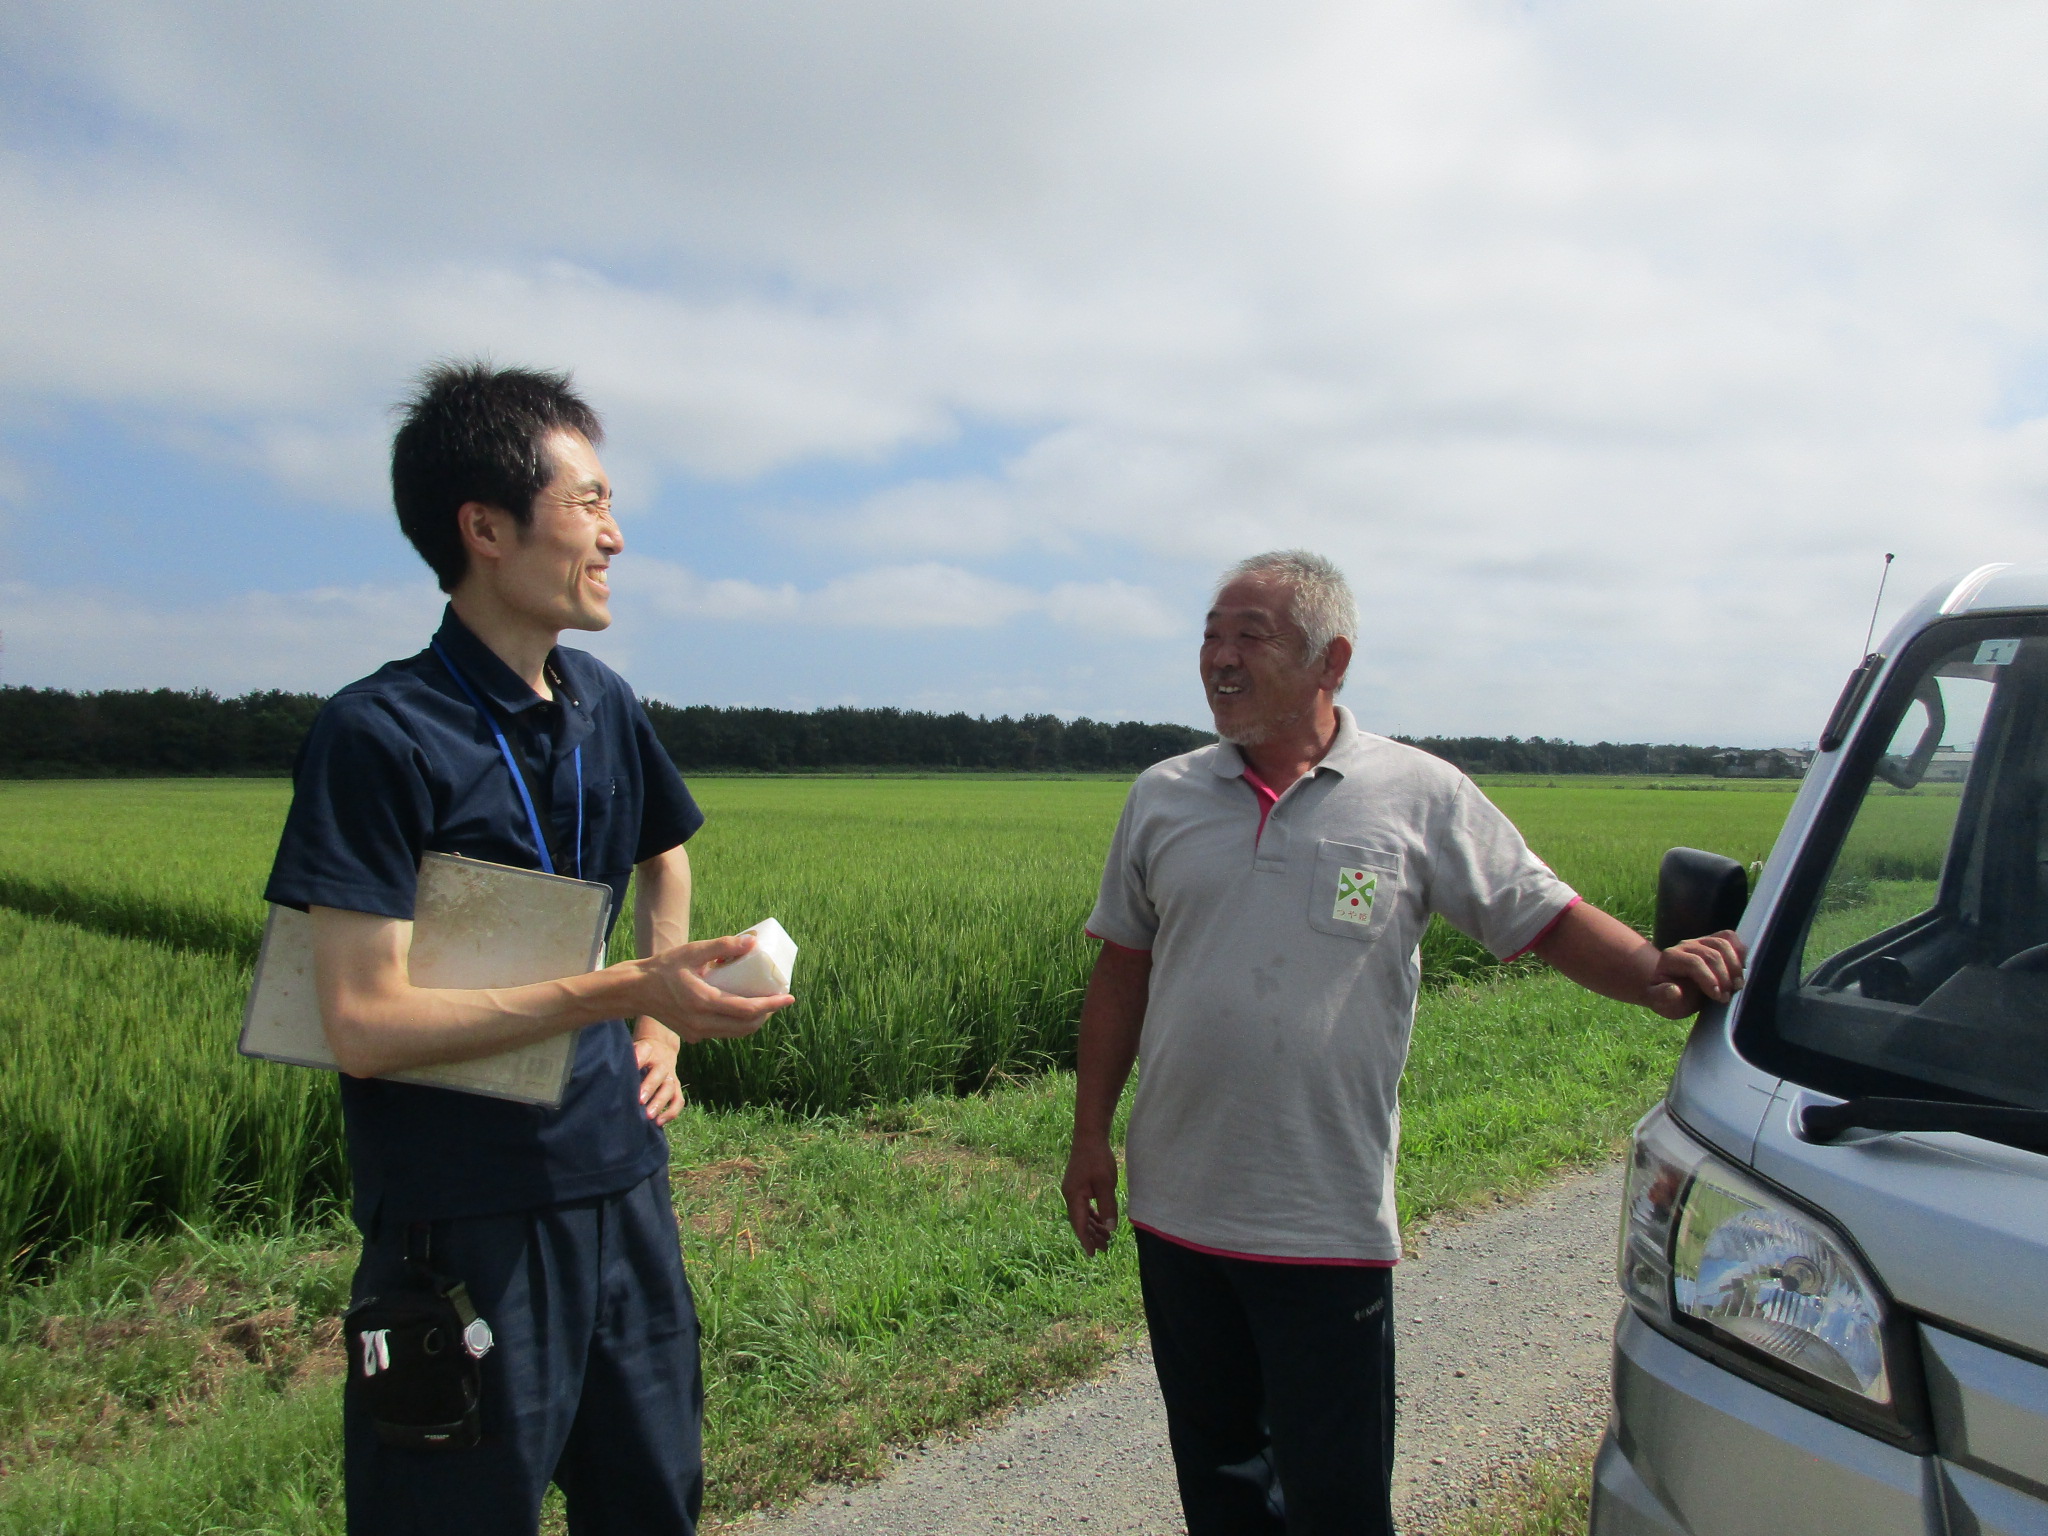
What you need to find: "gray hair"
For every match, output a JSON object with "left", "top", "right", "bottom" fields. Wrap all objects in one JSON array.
[{"left": 1217, "top": 550, "right": 1357, "bottom": 671}]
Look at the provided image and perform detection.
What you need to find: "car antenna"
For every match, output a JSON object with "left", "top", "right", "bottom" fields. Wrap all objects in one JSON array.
[{"left": 1861, "top": 552, "right": 1895, "bottom": 659}]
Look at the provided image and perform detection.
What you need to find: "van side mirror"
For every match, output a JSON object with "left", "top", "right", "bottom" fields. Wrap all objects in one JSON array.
[{"left": 1653, "top": 848, "right": 1749, "bottom": 950}]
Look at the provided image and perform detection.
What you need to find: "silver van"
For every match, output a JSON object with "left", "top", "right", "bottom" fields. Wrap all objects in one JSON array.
[{"left": 1593, "top": 563, "right": 2048, "bottom": 1535}]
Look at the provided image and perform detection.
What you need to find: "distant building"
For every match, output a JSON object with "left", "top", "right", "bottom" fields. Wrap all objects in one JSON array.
[
  {"left": 1714, "top": 748, "right": 1814, "bottom": 779},
  {"left": 1922, "top": 747, "right": 1973, "bottom": 783}
]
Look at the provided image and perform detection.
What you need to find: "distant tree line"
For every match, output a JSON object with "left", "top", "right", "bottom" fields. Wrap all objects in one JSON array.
[
  {"left": 0, "top": 688, "right": 330, "bottom": 778},
  {"left": 638, "top": 702, "right": 1209, "bottom": 772},
  {"left": 1389, "top": 734, "right": 1736, "bottom": 777},
  {"left": 0, "top": 687, "right": 1214, "bottom": 777},
  {"left": 0, "top": 686, "right": 1764, "bottom": 779}
]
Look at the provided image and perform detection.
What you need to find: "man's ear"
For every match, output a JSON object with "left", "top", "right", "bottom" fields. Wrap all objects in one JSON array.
[
  {"left": 456, "top": 501, "right": 512, "bottom": 568},
  {"left": 1320, "top": 633, "right": 1354, "bottom": 693}
]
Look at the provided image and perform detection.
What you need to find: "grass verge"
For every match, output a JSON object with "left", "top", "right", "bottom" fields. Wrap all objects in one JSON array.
[
  {"left": 0, "top": 970, "right": 1678, "bottom": 1532},
  {"left": 1433, "top": 1437, "right": 1598, "bottom": 1536},
  {"left": 0, "top": 1079, "right": 1138, "bottom": 1534},
  {"left": 1400, "top": 969, "right": 1686, "bottom": 1219}
]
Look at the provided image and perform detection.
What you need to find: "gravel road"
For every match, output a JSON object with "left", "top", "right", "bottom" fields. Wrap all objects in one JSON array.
[{"left": 733, "top": 1161, "right": 1624, "bottom": 1535}]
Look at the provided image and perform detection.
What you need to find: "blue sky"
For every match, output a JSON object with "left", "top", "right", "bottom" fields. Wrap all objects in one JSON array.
[{"left": 5, "top": 1, "right": 2048, "bottom": 744}]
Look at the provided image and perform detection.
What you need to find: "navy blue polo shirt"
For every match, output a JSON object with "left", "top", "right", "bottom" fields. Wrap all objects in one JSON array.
[{"left": 265, "top": 606, "right": 703, "bottom": 1228}]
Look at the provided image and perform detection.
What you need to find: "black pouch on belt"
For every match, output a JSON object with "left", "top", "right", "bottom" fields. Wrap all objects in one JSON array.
[{"left": 344, "top": 1222, "right": 496, "bottom": 1450}]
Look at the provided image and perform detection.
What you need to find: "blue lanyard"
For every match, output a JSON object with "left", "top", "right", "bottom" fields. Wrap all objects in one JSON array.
[{"left": 432, "top": 641, "right": 583, "bottom": 879}]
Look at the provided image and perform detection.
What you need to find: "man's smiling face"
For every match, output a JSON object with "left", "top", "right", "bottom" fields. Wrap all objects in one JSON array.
[
  {"left": 1200, "top": 575, "right": 1325, "bottom": 746},
  {"left": 499, "top": 429, "right": 622, "bottom": 634}
]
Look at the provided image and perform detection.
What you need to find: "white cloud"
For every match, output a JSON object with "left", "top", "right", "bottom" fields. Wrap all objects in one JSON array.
[
  {"left": 6, "top": 0, "right": 2048, "bottom": 738},
  {"left": 808, "top": 564, "right": 1039, "bottom": 629},
  {"left": 801, "top": 477, "right": 1028, "bottom": 560},
  {"left": 627, "top": 557, "right": 1177, "bottom": 636},
  {"left": 1044, "top": 581, "right": 1180, "bottom": 640},
  {"left": 0, "top": 581, "right": 442, "bottom": 693},
  {"left": 629, "top": 561, "right": 803, "bottom": 626}
]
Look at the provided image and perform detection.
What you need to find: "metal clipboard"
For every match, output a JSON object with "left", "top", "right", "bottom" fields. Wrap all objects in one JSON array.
[{"left": 239, "top": 852, "right": 613, "bottom": 1107}]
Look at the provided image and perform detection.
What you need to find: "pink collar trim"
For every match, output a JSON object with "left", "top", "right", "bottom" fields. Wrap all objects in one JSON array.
[{"left": 1240, "top": 763, "right": 1281, "bottom": 844}]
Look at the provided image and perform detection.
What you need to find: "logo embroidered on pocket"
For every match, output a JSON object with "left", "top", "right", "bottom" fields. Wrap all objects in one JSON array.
[{"left": 1334, "top": 868, "right": 1377, "bottom": 925}]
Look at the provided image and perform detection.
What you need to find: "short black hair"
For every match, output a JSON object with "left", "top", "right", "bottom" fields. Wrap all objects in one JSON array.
[{"left": 390, "top": 362, "right": 605, "bottom": 592}]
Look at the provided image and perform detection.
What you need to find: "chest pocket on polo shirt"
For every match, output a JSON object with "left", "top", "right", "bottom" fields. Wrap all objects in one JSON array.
[{"left": 1306, "top": 840, "right": 1402, "bottom": 943}]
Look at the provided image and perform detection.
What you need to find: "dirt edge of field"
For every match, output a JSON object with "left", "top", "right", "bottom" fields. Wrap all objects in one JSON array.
[{"left": 725, "top": 1160, "right": 1623, "bottom": 1535}]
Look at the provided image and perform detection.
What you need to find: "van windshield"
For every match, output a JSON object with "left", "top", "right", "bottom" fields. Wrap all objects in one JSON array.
[{"left": 1754, "top": 620, "right": 2048, "bottom": 1112}]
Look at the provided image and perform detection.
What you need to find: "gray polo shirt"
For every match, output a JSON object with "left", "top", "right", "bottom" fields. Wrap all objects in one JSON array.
[{"left": 1085, "top": 707, "right": 1577, "bottom": 1262}]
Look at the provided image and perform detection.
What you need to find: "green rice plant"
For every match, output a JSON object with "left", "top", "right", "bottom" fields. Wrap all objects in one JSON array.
[
  {"left": 0, "top": 771, "right": 1789, "bottom": 1131},
  {"left": 0, "top": 781, "right": 289, "bottom": 960},
  {"left": 662, "top": 779, "right": 1124, "bottom": 1108},
  {"left": 0, "top": 773, "right": 1794, "bottom": 987},
  {"left": 1827, "top": 785, "right": 1964, "bottom": 884},
  {"left": 1414, "top": 780, "right": 1791, "bottom": 980},
  {"left": 0, "top": 778, "right": 1127, "bottom": 1112},
  {"left": 1486, "top": 780, "right": 1789, "bottom": 926},
  {"left": 1781, "top": 784, "right": 1966, "bottom": 970},
  {"left": 1804, "top": 880, "right": 1939, "bottom": 970},
  {"left": 0, "top": 771, "right": 1792, "bottom": 1523},
  {"left": 0, "top": 910, "right": 342, "bottom": 1277},
  {"left": 0, "top": 775, "right": 1789, "bottom": 1130}
]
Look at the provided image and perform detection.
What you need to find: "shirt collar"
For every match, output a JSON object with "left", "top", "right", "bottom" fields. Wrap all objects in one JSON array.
[
  {"left": 432, "top": 605, "right": 564, "bottom": 721},
  {"left": 1318, "top": 705, "right": 1367, "bottom": 777},
  {"left": 1207, "top": 739, "right": 1249, "bottom": 779},
  {"left": 1205, "top": 703, "right": 1365, "bottom": 782}
]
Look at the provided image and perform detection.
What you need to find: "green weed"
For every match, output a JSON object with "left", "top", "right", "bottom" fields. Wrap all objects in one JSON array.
[
  {"left": 1400, "top": 970, "right": 1689, "bottom": 1220},
  {"left": 1433, "top": 1437, "right": 1598, "bottom": 1536}
]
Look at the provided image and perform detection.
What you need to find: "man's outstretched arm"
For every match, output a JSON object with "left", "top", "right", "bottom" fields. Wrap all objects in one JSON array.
[
  {"left": 1531, "top": 901, "right": 1746, "bottom": 1019},
  {"left": 1062, "top": 940, "right": 1153, "bottom": 1255}
]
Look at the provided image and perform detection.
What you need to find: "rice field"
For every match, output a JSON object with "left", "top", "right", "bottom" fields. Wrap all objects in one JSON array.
[
  {"left": 1801, "top": 782, "right": 1965, "bottom": 971},
  {"left": 0, "top": 912, "right": 343, "bottom": 1271},
  {"left": 0, "top": 769, "right": 1808, "bottom": 1528},
  {"left": 1829, "top": 782, "right": 1965, "bottom": 883},
  {"left": 0, "top": 773, "right": 1795, "bottom": 1276}
]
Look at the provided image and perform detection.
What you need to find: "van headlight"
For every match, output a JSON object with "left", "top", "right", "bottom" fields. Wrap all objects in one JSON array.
[{"left": 1619, "top": 1103, "right": 1905, "bottom": 1434}]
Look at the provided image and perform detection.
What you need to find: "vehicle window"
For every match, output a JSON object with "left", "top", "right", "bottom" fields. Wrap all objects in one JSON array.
[
  {"left": 1799, "top": 676, "right": 1988, "bottom": 977},
  {"left": 1763, "top": 623, "right": 2048, "bottom": 1111}
]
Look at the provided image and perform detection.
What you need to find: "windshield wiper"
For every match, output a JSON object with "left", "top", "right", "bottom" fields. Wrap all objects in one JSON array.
[{"left": 1801, "top": 1096, "right": 2048, "bottom": 1155}]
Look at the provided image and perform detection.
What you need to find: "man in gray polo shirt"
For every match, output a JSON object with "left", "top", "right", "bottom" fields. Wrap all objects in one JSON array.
[{"left": 1062, "top": 551, "right": 1744, "bottom": 1536}]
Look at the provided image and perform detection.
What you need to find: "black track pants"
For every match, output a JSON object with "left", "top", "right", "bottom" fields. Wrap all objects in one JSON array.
[
  {"left": 345, "top": 1168, "right": 703, "bottom": 1536},
  {"left": 1136, "top": 1227, "right": 1396, "bottom": 1536}
]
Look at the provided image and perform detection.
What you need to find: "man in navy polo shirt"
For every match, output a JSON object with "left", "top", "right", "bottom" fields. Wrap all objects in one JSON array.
[{"left": 265, "top": 363, "right": 790, "bottom": 1535}]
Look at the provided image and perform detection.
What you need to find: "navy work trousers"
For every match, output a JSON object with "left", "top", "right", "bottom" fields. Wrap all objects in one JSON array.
[
  {"left": 1136, "top": 1228, "right": 1396, "bottom": 1536},
  {"left": 345, "top": 1168, "right": 702, "bottom": 1536}
]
